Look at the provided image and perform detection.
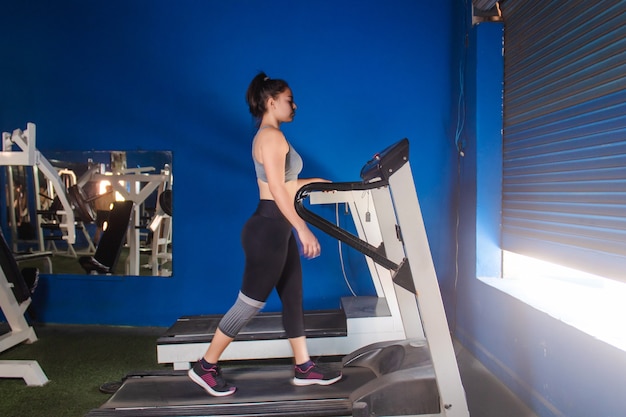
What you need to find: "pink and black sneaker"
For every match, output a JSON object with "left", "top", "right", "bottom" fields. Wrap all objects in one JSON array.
[
  {"left": 292, "top": 361, "right": 342, "bottom": 386},
  {"left": 188, "top": 361, "right": 236, "bottom": 396}
]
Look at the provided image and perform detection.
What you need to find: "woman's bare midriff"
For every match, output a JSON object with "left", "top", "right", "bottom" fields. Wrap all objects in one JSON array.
[{"left": 257, "top": 178, "right": 299, "bottom": 201}]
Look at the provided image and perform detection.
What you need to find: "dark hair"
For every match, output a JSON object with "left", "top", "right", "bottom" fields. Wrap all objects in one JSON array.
[{"left": 245, "top": 72, "right": 290, "bottom": 121}]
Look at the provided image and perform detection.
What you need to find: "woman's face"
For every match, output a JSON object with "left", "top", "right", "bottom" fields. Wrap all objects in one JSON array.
[{"left": 271, "top": 88, "right": 297, "bottom": 123}]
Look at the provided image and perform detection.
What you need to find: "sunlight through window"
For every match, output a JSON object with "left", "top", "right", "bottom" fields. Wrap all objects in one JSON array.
[{"left": 501, "top": 251, "right": 626, "bottom": 352}]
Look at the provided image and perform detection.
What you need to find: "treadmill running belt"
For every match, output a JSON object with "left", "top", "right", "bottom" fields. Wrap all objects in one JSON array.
[{"left": 92, "top": 364, "right": 375, "bottom": 417}]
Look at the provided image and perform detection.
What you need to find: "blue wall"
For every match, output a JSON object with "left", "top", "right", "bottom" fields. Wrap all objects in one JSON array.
[{"left": 1, "top": 0, "right": 460, "bottom": 326}]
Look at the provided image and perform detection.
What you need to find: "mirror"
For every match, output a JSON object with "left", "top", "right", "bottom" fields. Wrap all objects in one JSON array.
[{"left": 2, "top": 149, "right": 173, "bottom": 277}]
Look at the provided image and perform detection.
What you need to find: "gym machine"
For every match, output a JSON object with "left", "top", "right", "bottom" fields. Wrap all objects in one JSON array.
[
  {"left": 80, "top": 164, "right": 172, "bottom": 276},
  {"left": 79, "top": 200, "right": 135, "bottom": 274},
  {"left": 89, "top": 138, "right": 469, "bottom": 417},
  {"left": 0, "top": 228, "right": 47, "bottom": 386},
  {"left": 1, "top": 123, "right": 77, "bottom": 252}
]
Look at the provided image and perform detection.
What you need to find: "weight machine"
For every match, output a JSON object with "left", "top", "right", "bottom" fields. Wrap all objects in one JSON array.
[
  {"left": 0, "top": 227, "right": 47, "bottom": 386},
  {"left": 84, "top": 165, "right": 172, "bottom": 276},
  {"left": 2, "top": 123, "right": 172, "bottom": 275},
  {"left": 0, "top": 122, "right": 78, "bottom": 385},
  {"left": 1, "top": 123, "right": 77, "bottom": 251}
]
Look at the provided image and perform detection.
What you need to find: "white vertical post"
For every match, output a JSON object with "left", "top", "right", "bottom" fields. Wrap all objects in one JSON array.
[{"left": 388, "top": 163, "right": 469, "bottom": 417}]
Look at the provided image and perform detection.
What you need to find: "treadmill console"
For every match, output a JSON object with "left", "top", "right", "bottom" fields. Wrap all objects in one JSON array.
[{"left": 360, "top": 138, "right": 410, "bottom": 183}]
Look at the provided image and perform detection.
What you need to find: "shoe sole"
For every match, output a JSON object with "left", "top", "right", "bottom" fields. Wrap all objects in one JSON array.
[
  {"left": 188, "top": 369, "right": 236, "bottom": 397},
  {"left": 292, "top": 374, "right": 342, "bottom": 386}
]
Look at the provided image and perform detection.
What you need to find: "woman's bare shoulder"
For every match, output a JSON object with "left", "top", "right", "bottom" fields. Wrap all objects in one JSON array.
[{"left": 255, "top": 127, "right": 288, "bottom": 152}]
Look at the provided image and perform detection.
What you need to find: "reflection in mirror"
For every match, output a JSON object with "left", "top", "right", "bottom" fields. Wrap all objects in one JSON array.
[{"left": 1, "top": 135, "right": 172, "bottom": 277}]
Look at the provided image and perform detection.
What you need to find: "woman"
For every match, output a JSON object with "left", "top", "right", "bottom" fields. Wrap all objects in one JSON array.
[{"left": 188, "top": 72, "right": 342, "bottom": 396}]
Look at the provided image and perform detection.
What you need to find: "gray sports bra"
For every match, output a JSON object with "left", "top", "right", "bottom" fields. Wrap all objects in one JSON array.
[{"left": 253, "top": 133, "right": 303, "bottom": 183}]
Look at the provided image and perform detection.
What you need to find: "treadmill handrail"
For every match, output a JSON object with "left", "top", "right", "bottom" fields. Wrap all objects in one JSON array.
[{"left": 294, "top": 180, "right": 399, "bottom": 272}]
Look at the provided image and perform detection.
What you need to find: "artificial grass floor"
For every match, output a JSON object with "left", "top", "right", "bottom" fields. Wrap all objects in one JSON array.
[{"left": 0, "top": 324, "right": 167, "bottom": 417}]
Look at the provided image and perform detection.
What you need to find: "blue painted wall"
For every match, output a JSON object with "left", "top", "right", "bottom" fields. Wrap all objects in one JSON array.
[{"left": 1, "top": 0, "right": 460, "bottom": 326}]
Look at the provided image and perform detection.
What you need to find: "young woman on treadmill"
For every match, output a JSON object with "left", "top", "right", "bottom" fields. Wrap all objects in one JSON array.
[{"left": 188, "top": 72, "right": 342, "bottom": 396}]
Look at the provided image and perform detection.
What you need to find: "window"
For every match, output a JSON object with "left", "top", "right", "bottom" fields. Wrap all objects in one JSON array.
[{"left": 500, "top": 1, "right": 626, "bottom": 282}]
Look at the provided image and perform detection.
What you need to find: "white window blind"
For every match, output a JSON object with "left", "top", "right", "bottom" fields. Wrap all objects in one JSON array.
[{"left": 500, "top": 0, "right": 626, "bottom": 282}]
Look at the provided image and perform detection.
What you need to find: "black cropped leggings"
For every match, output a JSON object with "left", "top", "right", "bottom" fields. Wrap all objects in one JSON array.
[{"left": 239, "top": 200, "right": 305, "bottom": 338}]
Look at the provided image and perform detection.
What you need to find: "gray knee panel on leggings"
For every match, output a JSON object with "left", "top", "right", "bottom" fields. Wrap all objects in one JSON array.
[{"left": 218, "top": 292, "right": 265, "bottom": 338}]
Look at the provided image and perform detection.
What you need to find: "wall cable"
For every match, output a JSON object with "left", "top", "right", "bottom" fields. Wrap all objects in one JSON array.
[{"left": 335, "top": 202, "right": 357, "bottom": 297}]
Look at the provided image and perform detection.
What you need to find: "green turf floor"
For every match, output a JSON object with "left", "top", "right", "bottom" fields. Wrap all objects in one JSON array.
[{"left": 0, "top": 324, "right": 166, "bottom": 417}]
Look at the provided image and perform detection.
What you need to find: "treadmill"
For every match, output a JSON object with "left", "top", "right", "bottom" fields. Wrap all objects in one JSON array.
[{"left": 88, "top": 139, "right": 469, "bottom": 417}]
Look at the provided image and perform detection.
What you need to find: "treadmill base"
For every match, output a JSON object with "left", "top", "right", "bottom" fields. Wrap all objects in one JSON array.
[{"left": 88, "top": 339, "right": 441, "bottom": 417}]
